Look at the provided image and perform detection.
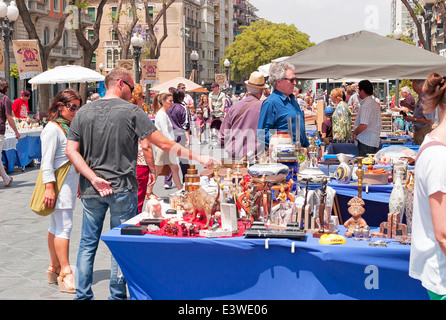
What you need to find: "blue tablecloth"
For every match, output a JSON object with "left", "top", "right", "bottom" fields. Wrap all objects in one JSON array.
[
  {"left": 2, "top": 130, "right": 42, "bottom": 173},
  {"left": 101, "top": 223, "right": 428, "bottom": 300}
]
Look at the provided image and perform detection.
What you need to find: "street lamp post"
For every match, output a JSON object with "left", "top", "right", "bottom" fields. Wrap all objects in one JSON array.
[
  {"left": 224, "top": 58, "right": 230, "bottom": 90},
  {"left": 131, "top": 33, "right": 144, "bottom": 84},
  {"left": 0, "top": 1, "right": 19, "bottom": 98},
  {"left": 190, "top": 50, "right": 199, "bottom": 83},
  {"left": 98, "top": 62, "right": 104, "bottom": 75},
  {"left": 393, "top": 25, "right": 403, "bottom": 107}
]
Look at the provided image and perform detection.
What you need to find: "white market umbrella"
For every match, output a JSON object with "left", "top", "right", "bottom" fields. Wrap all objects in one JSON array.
[
  {"left": 150, "top": 77, "right": 208, "bottom": 93},
  {"left": 28, "top": 65, "right": 105, "bottom": 84},
  {"left": 257, "top": 56, "right": 290, "bottom": 77}
]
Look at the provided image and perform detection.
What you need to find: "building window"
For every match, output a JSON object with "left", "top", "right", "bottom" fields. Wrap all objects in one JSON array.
[
  {"left": 88, "top": 30, "right": 94, "bottom": 42},
  {"left": 111, "top": 30, "right": 118, "bottom": 41},
  {"left": 63, "top": 31, "right": 68, "bottom": 47},
  {"left": 88, "top": 7, "right": 95, "bottom": 23},
  {"left": 106, "top": 49, "right": 121, "bottom": 69},
  {"left": 44, "top": 27, "right": 50, "bottom": 45},
  {"left": 111, "top": 7, "right": 117, "bottom": 20},
  {"left": 113, "top": 49, "right": 120, "bottom": 68},
  {"left": 147, "top": 6, "right": 154, "bottom": 19},
  {"left": 53, "top": 0, "right": 59, "bottom": 11},
  {"left": 107, "top": 50, "right": 113, "bottom": 68}
]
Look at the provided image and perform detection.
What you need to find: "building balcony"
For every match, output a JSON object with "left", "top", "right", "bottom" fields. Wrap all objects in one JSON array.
[
  {"left": 50, "top": 46, "right": 81, "bottom": 59},
  {"left": 27, "top": 0, "right": 47, "bottom": 16},
  {"left": 104, "top": 40, "right": 120, "bottom": 48}
]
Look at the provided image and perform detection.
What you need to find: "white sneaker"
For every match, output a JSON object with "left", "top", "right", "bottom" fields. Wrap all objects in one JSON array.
[{"left": 164, "top": 184, "right": 173, "bottom": 189}]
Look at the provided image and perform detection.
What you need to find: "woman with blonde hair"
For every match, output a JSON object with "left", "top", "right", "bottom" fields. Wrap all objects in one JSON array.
[
  {"left": 409, "top": 72, "right": 446, "bottom": 300},
  {"left": 331, "top": 87, "right": 352, "bottom": 142},
  {"left": 145, "top": 92, "right": 183, "bottom": 192},
  {"left": 130, "top": 84, "right": 157, "bottom": 213},
  {"left": 42, "top": 89, "right": 82, "bottom": 294}
]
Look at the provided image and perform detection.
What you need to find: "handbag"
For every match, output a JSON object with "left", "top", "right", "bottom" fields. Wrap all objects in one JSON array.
[{"left": 30, "top": 161, "right": 72, "bottom": 216}]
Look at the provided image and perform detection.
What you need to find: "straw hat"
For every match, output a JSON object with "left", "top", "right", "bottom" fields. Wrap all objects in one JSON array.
[{"left": 245, "top": 71, "right": 266, "bottom": 89}]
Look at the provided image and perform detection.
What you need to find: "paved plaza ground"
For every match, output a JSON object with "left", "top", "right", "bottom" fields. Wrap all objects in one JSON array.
[{"left": 0, "top": 136, "right": 224, "bottom": 300}]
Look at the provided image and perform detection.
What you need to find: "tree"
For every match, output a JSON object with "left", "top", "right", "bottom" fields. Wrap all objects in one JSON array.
[
  {"left": 400, "top": 0, "right": 446, "bottom": 53},
  {"left": 143, "top": 0, "right": 176, "bottom": 59},
  {"left": 111, "top": 0, "right": 139, "bottom": 60},
  {"left": 16, "top": 0, "right": 70, "bottom": 110},
  {"left": 74, "top": 0, "right": 108, "bottom": 102},
  {"left": 401, "top": 0, "right": 428, "bottom": 50},
  {"left": 223, "top": 20, "right": 314, "bottom": 82}
]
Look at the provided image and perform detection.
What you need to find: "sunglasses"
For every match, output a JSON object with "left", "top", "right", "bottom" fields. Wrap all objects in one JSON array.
[
  {"left": 122, "top": 80, "right": 134, "bottom": 93},
  {"left": 281, "top": 77, "right": 298, "bottom": 83},
  {"left": 66, "top": 103, "right": 80, "bottom": 112}
]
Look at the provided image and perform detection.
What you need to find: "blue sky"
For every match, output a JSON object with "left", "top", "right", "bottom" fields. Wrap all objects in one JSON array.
[{"left": 249, "top": 0, "right": 392, "bottom": 44}]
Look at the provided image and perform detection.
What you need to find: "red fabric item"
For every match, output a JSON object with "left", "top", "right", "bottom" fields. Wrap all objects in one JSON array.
[
  {"left": 136, "top": 165, "right": 149, "bottom": 214},
  {"left": 138, "top": 214, "right": 247, "bottom": 238}
]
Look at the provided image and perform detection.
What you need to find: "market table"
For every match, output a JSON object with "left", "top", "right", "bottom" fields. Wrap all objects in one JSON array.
[
  {"left": 328, "top": 180, "right": 393, "bottom": 227},
  {"left": 101, "top": 214, "right": 428, "bottom": 300},
  {"left": 1, "top": 129, "right": 42, "bottom": 173},
  {"left": 316, "top": 163, "right": 414, "bottom": 227}
]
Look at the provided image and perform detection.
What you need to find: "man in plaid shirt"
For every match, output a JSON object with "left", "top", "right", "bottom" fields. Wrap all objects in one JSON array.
[{"left": 352, "top": 80, "right": 382, "bottom": 157}]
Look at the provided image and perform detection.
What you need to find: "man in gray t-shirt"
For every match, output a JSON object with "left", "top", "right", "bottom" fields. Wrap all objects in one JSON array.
[
  {"left": 68, "top": 98, "right": 156, "bottom": 198},
  {"left": 66, "top": 68, "right": 219, "bottom": 300}
]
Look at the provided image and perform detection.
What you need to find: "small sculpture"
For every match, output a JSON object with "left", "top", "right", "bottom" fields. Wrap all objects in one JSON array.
[
  {"left": 172, "top": 224, "right": 179, "bottom": 236},
  {"left": 278, "top": 186, "right": 287, "bottom": 202},
  {"left": 189, "top": 224, "right": 197, "bottom": 236},
  {"left": 165, "top": 223, "right": 172, "bottom": 235},
  {"left": 180, "top": 187, "right": 220, "bottom": 229},
  {"left": 181, "top": 223, "right": 188, "bottom": 237},
  {"left": 371, "top": 212, "right": 411, "bottom": 241},
  {"left": 344, "top": 196, "right": 367, "bottom": 238},
  {"left": 143, "top": 195, "right": 163, "bottom": 218}
]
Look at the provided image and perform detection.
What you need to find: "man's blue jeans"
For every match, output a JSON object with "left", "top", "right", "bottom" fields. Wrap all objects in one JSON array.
[{"left": 74, "top": 190, "right": 137, "bottom": 300}]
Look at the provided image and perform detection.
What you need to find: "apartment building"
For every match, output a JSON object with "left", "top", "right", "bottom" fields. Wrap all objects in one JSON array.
[
  {"left": 87, "top": 0, "right": 202, "bottom": 84},
  {"left": 11, "top": 0, "right": 91, "bottom": 109}
]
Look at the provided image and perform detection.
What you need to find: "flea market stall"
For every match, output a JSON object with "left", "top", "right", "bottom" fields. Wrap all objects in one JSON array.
[
  {"left": 2, "top": 124, "right": 42, "bottom": 173},
  {"left": 100, "top": 31, "right": 444, "bottom": 300}
]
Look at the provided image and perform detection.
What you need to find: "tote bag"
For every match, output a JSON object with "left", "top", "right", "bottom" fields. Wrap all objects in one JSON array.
[{"left": 30, "top": 161, "right": 72, "bottom": 216}]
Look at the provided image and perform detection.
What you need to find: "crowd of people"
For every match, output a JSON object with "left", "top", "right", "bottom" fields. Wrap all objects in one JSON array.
[{"left": 1, "top": 60, "right": 446, "bottom": 300}]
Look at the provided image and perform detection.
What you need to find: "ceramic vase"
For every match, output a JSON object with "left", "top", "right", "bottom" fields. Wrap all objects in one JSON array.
[
  {"left": 335, "top": 153, "right": 354, "bottom": 184},
  {"left": 389, "top": 169, "right": 405, "bottom": 216}
]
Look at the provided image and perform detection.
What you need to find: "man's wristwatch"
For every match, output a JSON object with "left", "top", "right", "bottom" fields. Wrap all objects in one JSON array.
[{"left": 149, "top": 169, "right": 156, "bottom": 174}]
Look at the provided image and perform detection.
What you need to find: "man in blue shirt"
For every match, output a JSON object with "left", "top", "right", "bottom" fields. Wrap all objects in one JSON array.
[{"left": 257, "top": 62, "right": 309, "bottom": 150}]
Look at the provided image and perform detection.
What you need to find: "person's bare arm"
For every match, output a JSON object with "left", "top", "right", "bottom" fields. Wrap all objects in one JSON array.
[
  {"left": 429, "top": 191, "right": 446, "bottom": 256},
  {"left": 140, "top": 139, "right": 157, "bottom": 187},
  {"left": 145, "top": 130, "right": 220, "bottom": 168}
]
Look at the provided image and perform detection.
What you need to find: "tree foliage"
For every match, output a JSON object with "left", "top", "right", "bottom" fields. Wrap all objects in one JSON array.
[{"left": 223, "top": 20, "right": 314, "bottom": 81}]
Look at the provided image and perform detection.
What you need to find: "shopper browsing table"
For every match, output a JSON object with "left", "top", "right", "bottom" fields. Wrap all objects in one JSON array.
[
  {"left": 402, "top": 79, "right": 436, "bottom": 145},
  {"left": 257, "top": 62, "right": 309, "bottom": 150},
  {"left": 352, "top": 80, "right": 382, "bottom": 157},
  {"left": 66, "top": 68, "right": 219, "bottom": 300},
  {"left": 0, "top": 77, "right": 20, "bottom": 187}
]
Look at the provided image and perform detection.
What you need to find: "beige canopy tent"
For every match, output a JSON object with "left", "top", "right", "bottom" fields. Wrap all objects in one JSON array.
[
  {"left": 283, "top": 30, "right": 446, "bottom": 80},
  {"left": 150, "top": 77, "right": 208, "bottom": 93}
]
